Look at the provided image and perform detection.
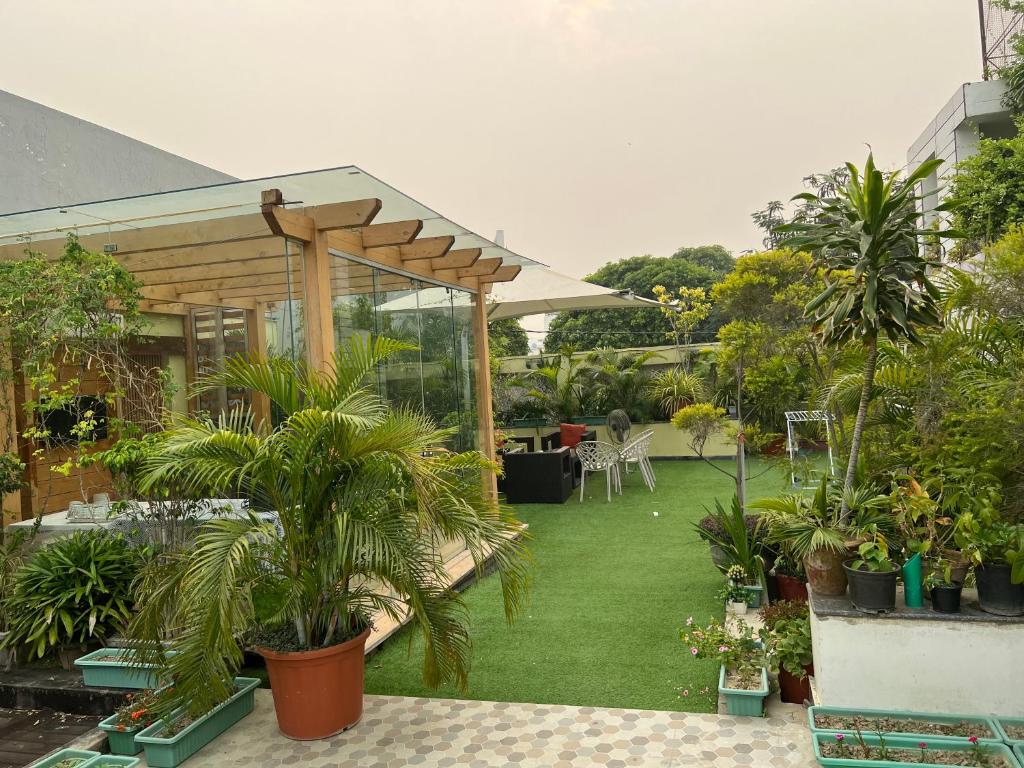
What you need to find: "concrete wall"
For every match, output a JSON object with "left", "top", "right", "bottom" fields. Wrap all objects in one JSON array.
[
  {"left": 0, "top": 89, "right": 235, "bottom": 214},
  {"left": 506, "top": 420, "right": 739, "bottom": 459},
  {"left": 811, "top": 597, "right": 1024, "bottom": 716}
]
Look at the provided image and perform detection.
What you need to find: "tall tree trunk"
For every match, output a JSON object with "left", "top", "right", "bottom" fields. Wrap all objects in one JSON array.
[
  {"left": 735, "top": 359, "right": 746, "bottom": 510},
  {"left": 840, "top": 336, "right": 878, "bottom": 522}
]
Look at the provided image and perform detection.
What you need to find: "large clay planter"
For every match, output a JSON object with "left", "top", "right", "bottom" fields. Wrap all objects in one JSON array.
[
  {"left": 803, "top": 548, "right": 847, "bottom": 597},
  {"left": 778, "top": 663, "right": 814, "bottom": 704},
  {"left": 776, "top": 573, "right": 809, "bottom": 603},
  {"left": 258, "top": 628, "right": 370, "bottom": 740}
]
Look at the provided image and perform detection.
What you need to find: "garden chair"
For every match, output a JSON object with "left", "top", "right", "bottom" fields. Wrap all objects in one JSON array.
[
  {"left": 576, "top": 440, "right": 622, "bottom": 502},
  {"left": 619, "top": 429, "right": 655, "bottom": 493}
]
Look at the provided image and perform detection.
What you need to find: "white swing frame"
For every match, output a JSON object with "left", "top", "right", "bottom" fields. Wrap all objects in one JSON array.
[{"left": 785, "top": 410, "right": 836, "bottom": 488}]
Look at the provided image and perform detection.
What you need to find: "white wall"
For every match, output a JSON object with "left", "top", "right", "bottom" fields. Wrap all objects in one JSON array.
[{"left": 811, "top": 599, "right": 1024, "bottom": 716}]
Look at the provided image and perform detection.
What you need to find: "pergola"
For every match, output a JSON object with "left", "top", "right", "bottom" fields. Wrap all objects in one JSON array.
[{"left": 0, "top": 167, "right": 535, "bottom": 513}]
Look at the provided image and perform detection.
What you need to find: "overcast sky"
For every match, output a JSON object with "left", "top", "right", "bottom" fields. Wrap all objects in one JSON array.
[{"left": 0, "top": 0, "right": 981, "bottom": 277}]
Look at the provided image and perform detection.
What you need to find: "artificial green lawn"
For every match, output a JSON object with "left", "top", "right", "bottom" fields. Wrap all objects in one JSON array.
[{"left": 363, "top": 458, "right": 794, "bottom": 713}]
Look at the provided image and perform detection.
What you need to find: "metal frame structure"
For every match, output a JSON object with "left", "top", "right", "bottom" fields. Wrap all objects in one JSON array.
[
  {"left": 784, "top": 410, "right": 835, "bottom": 488},
  {"left": 979, "top": 0, "right": 1024, "bottom": 77}
]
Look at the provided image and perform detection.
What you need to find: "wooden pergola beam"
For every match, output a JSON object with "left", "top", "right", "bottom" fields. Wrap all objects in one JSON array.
[
  {"left": 139, "top": 285, "right": 256, "bottom": 310},
  {"left": 388, "top": 236, "right": 455, "bottom": 262},
  {"left": 360, "top": 220, "right": 423, "bottom": 248},
  {"left": 456, "top": 258, "right": 502, "bottom": 278},
  {"left": 430, "top": 248, "right": 480, "bottom": 271},
  {"left": 483, "top": 264, "right": 521, "bottom": 283},
  {"left": 261, "top": 201, "right": 315, "bottom": 243},
  {"left": 304, "top": 198, "right": 382, "bottom": 230}
]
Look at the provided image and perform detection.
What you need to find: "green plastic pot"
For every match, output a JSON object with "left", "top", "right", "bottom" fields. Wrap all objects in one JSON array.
[
  {"left": 808, "top": 705, "right": 1002, "bottom": 744},
  {"left": 27, "top": 749, "right": 100, "bottom": 768},
  {"left": 812, "top": 732, "right": 1021, "bottom": 767},
  {"left": 79, "top": 756, "right": 141, "bottom": 768},
  {"left": 135, "top": 677, "right": 260, "bottom": 768},
  {"left": 995, "top": 717, "right": 1024, "bottom": 746},
  {"left": 75, "top": 648, "right": 170, "bottom": 689},
  {"left": 1015, "top": 744, "right": 1024, "bottom": 765},
  {"left": 717, "top": 665, "right": 768, "bottom": 718},
  {"left": 98, "top": 711, "right": 150, "bottom": 756},
  {"left": 743, "top": 584, "right": 764, "bottom": 608}
]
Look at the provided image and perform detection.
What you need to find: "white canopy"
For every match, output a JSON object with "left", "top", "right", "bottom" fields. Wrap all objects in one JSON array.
[{"left": 485, "top": 264, "right": 660, "bottom": 320}]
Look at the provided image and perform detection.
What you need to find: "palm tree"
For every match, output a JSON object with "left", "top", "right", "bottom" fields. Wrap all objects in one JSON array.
[
  {"left": 586, "top": 348, "right": 662, "bottom": 421},
  {"left": 130, "top": 336, "right": 529, "bottom": 715},
  {"left": 780, "top": 153, "right": 953, "bottom": 520},
  {"left": 521, "top": 346, "right": 598, "bottom": 423}
]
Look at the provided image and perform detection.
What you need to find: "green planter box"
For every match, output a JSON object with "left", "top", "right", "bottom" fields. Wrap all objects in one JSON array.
[
  {"left": 135, "top": 677, "right": 260, "bottom": 768},
  {"left": 718, "top": 665, "right": 769, "bottom": 718},
  {"left": 811, "top": 732, "right": 1021, "bottom": 767},
  {"left": 744, "top": 584, "right": 764, "bottom": 608},
  {"left": 75, "top": 648, "right": 169, "bottom": 689},
  {"left": 98, "top": 711, "right": 150, "bottom": 756},
  {"left": 1015, "top": 744, "right": 1023, "bottom": 765},
  {"left": 28, "top": 749, "right": 100, "bottom": 768},
  {"left": 808, "top": 705, "right": 1002, "bottom": 744},
  {"left": 995, "top": 718, "right": 1024, "bottom": 747},
  {"left": 80, "top": 756, "right": 141, "bottom": 768}
]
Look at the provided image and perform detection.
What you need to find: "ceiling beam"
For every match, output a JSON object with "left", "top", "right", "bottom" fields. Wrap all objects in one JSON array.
[
  {"left": 261, "top": 195, "right": 315, "bottom": 243},
  {"left": 456, "top": 258, "right": 502, "bottom": 278},
  {"left": 481, "top": 264, "right": 521, "bottom": 284},
  {"left": 139, "top": 285, "right": 256, "bottom": 310},
  {"left": 385, "top": 236, "right": 455, "bottom": 262},
  {"left": 430, "top": 248, "right": 480, "bottom": 271},
  {"left": 360, "top": 220, "right": 423, "bottom": 248},
  {"left": 304, "top": 198, "right": 382, "bottom": 230}
]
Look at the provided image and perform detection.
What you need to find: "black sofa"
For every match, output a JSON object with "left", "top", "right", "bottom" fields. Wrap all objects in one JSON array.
[
  {"left": 499, "top": 447, "right": 574, "bottom": 504},
  {"left": 540, "top": 429, "right": 597, "bottom": 451}
]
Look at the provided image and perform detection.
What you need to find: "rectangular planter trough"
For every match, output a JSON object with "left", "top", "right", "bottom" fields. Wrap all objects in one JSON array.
[
  {"left": 79, "top": 756, "right": 141, "bottom": 768},
  {"left": 808, "top": 705, "right": 1002, "bottom": 744},
  {"left": 718, "top": 665, "right": 769, "bottom": 718},
  {"left": 98, "top": 711, "right": 151, "bottom": 756},
  {"left": 135, "top": 677, "right": 260, "bottom": 768},
  {"left": 28, "top": 749, "right": 100, "bottom": 768},
  {"left": 995, "top": 717, "right": 1024, "bottom": 747},
  {"left": 75, "top": 648, "right": 170, "bottom": 689},
  {"left": 812, "top": 732, "right": 1022, "bottom": 767}
]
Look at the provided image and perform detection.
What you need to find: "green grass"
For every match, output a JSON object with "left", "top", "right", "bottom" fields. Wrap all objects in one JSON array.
[{"left": 364, "top": 458, "right": 794, "bottom": 713}]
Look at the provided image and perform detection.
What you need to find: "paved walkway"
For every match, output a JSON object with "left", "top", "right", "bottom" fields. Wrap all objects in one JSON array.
[{"left": 143, "top": 690, "right": 817, "bottom": 767}]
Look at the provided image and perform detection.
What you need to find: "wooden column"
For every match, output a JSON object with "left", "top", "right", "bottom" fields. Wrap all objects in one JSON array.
[
  {"left": 246, "top": 303, "right": 271, "bottom": 428},
  {"left": 300, "top": 233, "right": 336, "bottom": 372},
  {"left": 471, "top": 283, "right": 498, "bottom": 499}
]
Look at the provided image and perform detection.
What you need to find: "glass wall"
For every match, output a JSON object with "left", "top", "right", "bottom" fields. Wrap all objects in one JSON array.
[{"left": 331, "top": 254, "right": 478, "bottom": 451}]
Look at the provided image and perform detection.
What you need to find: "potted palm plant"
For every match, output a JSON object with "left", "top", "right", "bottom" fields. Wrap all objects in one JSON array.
[{"left": 130, "top": 337, "right": 529, "bottom": 741}]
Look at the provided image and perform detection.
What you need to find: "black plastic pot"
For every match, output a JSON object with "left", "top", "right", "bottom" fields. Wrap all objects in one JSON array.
[
  {"left": 843, "top": 561, "right": 897, "bottom": 613},
  {"left": 976, "top": 564, "right": 1024, "bottom": 617},
  {"left": 929, "top": 584, "right": 962, "bottom": 614}
]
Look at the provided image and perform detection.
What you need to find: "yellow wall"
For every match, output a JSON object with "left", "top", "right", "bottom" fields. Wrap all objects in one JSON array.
[{"left": 506, "top": 419, "right": 738, "bottom": 459}]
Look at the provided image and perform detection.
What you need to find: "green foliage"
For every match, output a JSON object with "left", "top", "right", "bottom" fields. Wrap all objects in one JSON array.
[
  {"left": 519, "top": 347, "right": 601, "bottom": 422},
  {"left": 742, "top": 356, "right": 803, "bottom": 433},
  {"left": 850, "top": 540, "right": 894, "bottom": 572},
  {"left": 584, "top": 348, "right": 660, "bottom": 422},
  {"left": 690, "top": 495, "right": 765, "bottom": 582},
  {"left": 671, "top": 402, "right": 727, "bottom": 455},
  {"left": 544, "top": 249, "right": 726, "bottom": 351},
  {"left": 949, "top": 119, "right": 1024, "bottom": 248},
  {"left": 0, "top": 452, "right": 25, "bottom": 498},
  {"left": 1, "top": 531, "right": 143, "bottom": 657},
  {"left": 710, "top": 250, "right": 818, "bottom": 327},
  {"left": 681, "top": 617, "right": 765, "bottom": 679},
  {"left": 0, "top": 527, "right": 30, "bottom": 632},
  {"left": 671, "top": 244, "right": 735, "bottom": 273},
  {"left": 647, "top": 367, "right": 704, "bottom": 418},
  {"left": 758, "top": 599, "right": 808, "bottom": 632},
  {"left": 129, "top": 336, "right": 530, "bottom": 716},
  {"left": 761, "top": 615, "right": 812, "bottom": 678},
  {"left": 488, "top": 318, "right": 529, "bottom": 357}
]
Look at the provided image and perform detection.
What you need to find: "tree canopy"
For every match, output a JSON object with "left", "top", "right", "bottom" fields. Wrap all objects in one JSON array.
[
  {"left": 544, "top": 246, "right": 731, "bottom": 351},
  {"left": 488, "top": 318, "right": 529, "bottom": 357}
]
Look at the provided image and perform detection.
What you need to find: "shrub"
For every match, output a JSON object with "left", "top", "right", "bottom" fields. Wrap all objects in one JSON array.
[
  {"left": 1, "top": 530, "right": 145, "bottom": 658},
  {"left": 759, "top": 599, "right": 809, "bottom": 632}
]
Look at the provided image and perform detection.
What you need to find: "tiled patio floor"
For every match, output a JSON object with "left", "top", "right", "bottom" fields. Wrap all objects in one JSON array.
[{"left": 143, "top": 689, "right": 817, "bottom": 767}]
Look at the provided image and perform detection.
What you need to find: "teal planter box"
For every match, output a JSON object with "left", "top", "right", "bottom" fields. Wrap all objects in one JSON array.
[
  {"left": 135, "top": 677, "right": 260, "bottom": 768},
  {"left": 808, "top": 705, "right": 1002, "bottom": 744},
  {"left": 98, "top": 711, "right": 149, "bottom": 756},
  {"left": 75, "top": 648, "right": 169, "bottom": 689},
  {"left": 80, "top": 756, "right": 141, "bottom": 768},
  {"left": 811, "top": 732, "right": 1021, "bottom": 767},
  {"left": 28, "top": 749, "right": 99, "bottom": 767},
  {"left": 744, "top": 584, "right": 764, "bottom": 608},
  {"left": 995, "top": 717, "right": 1024, "bottom": 746},
  {"left": 1015, "top": 744, "right": 1023, "bottom": 765},
  {"left": 718, "top": 665, "right": 768, "bottom": 717}
]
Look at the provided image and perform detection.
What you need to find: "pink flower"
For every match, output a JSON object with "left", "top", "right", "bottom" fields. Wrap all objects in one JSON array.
[
  {"left": 718, "top": 645, "right": 729, "bottom": 652},
  {"left": 835, "top": 735, "right": 844, "bottom": 742},
  {"left": 690, "top": 647, "right": 699, "bottom": 656},
  {"left": 686, "top": 616, "right": 694, "bottom": 626},
  {"left": 918, "top": 742, "right": 927, "bottom": 749},
  {"left": 968, "top": 736, "right": 978, "bottom": 744}
]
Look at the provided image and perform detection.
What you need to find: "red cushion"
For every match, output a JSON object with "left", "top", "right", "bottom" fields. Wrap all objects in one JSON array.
[{"left": 559, "top": 423, "right": 588, "bottom": 449}]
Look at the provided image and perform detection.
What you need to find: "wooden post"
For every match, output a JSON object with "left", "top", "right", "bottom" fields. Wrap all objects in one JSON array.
[
  {"left": 471, "top": 283, "right": 498, "bottom": 499},
  {"left": 299, "top": 232, "right": 336, "bottom": 373},
  {"left": 182, "top": 312, "right": 199, "bottom": 415},
  {"left": 246, "top": 302, "right": 271, "bottom": 428}
]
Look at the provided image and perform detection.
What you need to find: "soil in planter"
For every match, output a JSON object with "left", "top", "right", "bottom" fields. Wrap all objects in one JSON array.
[
  {"left": 1003, "top": 724, "right": 1024, "bottom": 740},
  {"left": 724, "top": 669, "right": 761, "bottom": 691},
  {"left": 818, "top": 742, "right": 1012, "bottom": 766},
  {"left": 160, "top": 713, "right": 195, "bottom": 738},
  {"left": 814, "top": 715, "right": 998, "bottom": 740}
]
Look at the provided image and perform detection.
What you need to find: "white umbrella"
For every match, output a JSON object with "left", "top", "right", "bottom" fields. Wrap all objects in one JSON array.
[{"left": 486, "top": 265, "right": 660, "bottom": 320}]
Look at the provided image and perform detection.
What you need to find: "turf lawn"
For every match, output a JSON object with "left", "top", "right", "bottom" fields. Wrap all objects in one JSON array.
[{"left": 363, "top": 458, "right": 794, "bottom": 713}]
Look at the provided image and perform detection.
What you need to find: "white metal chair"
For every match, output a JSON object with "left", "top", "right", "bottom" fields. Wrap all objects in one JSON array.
[
  {"left": 576, "top": 440, "right": 622, "bottom": 502},
  {"left": 620, "top": 429, "right": 655, "bottom": 493}
]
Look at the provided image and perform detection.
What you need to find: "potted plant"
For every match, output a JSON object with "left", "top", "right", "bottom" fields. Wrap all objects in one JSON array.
[
  {"left": 26, "top": 749, "right": 101, "bottom": 768},
  {"left": 720, "top": 581, "right": 749, "bottom": 615},
  {"left": 812, "top": 731, "right": 1016, "bottom": 767},
  {"left": 691, "top": 497, "right": 766, "bottom": 590},
  {"left": 725, "top": 564, "right": 763, "bottom": 608},
  {"left": 99, "top": 688, "right": 167, "bottom": 756},
  {"left": 681, "top": 618, "right": 769, "bottom": 717},
  {"left": 844, "top": 539, "right": 898, "bottom": 613},
  {"left": 959, "top": 521, "right": 1024, "bottom": 617},
  {"left": 771, "top": 553, "right": 808, "bottom": 603},
  {"left": 129, "top": 339, "right": 529, "bottom": 740},
  {"left": 0, "top": 530, "right": 143, "bottom": 670},
  {"left": 134, "top": 677, "right": 260, "bottom": 767},
  {"left": 761, "top": 612, "right": 813, "bottom": 704},
  {"left": 925, "top": 559, "right": 962, "bottom": 614}
]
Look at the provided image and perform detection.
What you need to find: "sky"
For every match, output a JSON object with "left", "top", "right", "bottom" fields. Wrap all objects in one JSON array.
[{"left": 0, "top": 0, "right": 981, "bottom": 279}]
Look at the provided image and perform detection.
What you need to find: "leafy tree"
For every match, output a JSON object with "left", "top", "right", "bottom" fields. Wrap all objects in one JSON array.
[
  {"left": 544, "top": 251, "right": 724, "bottom": 351},
  {"left": 519, "top": 347, "right": 601, "bottom": 422},
  {"left": 488, "top": 318, "right": 529, "bottom": 357},
  {"left": 585, "top": 348, "right": 661, "bottom": 422},
  {"left": 672, "top": 244, "right": 734, "bottom": 273},
  {"left": 948, "top": 119, "right": 1024, "bottom": 249},
  {"left": 652, "top": 285, "right": 710, "bottom": 369},
  {"left": 781, "top": 153, "right": 951, "bottom": 520}
]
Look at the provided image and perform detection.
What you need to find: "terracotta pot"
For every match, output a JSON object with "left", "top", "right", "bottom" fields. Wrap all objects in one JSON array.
[
  {"left": 778, "top": 664, "right": 813, "bottom": 704},
  {"left": 258, "top": 628, "right": 370, "bottom": 740},
  {"left": 803, "top": 548, "right": 847, "bottom": 596},
  {"left": 776, "top": 573, "right": 809, "bottom": 603}
]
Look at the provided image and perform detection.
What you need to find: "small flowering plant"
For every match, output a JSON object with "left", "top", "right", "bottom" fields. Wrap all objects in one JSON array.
[
  {"left": 111, "top": 688, "right": 170, "bottom": 732},
  {"left": 725, "top": 565, "right": 749, "bottom": 584},
  {"left": 680, "top": 617, "right": 765, "bottom": 688}
]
